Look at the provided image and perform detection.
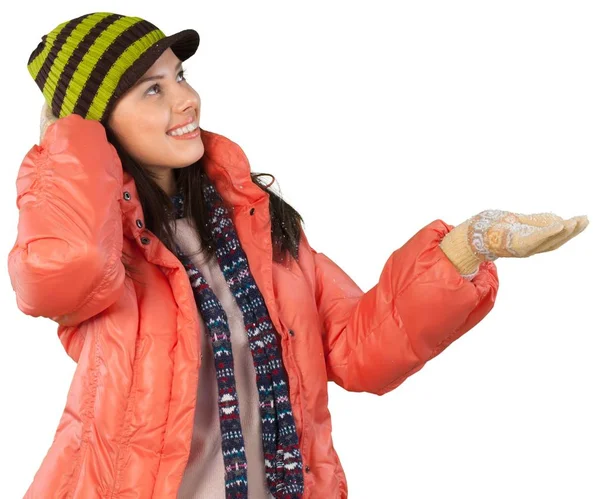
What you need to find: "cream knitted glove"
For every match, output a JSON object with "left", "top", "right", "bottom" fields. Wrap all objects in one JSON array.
[
  {"left": 39, "top": 101, "right": 59, "bottom": 143},
  {"left": 439, "top": 210, "right": 589, "bottom": 278}
]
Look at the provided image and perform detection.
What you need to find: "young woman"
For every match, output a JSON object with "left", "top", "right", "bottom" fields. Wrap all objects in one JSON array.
[{"left": 9, "top": 12, "right": 588, "bottom": 499}]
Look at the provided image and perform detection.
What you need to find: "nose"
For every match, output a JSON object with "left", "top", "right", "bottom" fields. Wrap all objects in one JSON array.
[{"left": 173, "top": 87, "right": 199, "bottom": 116}]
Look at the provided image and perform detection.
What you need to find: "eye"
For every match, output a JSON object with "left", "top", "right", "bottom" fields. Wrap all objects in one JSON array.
[{"left": 146, "top": 69, "right": 188, "bottom": 96}]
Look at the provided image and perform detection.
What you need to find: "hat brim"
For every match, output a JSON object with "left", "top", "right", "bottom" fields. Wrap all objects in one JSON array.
[{"left": 164, "top": 28, "right": 200, "bottom": 62}]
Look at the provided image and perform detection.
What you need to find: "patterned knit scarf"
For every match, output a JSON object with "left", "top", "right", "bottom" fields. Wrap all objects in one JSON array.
[{"left": 170, "top": 176, "right": 304, "bottom": 499}]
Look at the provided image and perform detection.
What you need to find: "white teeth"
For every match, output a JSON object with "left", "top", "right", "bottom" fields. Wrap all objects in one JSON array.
[{"left": 168, "top": 122, "right": 198, "bottom": 136}]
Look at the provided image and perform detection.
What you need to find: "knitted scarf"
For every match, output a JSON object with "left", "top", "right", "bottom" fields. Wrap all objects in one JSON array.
[{"left": 170, "top": 176, "right": 304, "bottom": 499}]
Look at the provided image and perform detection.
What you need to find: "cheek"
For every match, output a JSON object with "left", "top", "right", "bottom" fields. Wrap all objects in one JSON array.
[{"left": 123, "top": 127, "right": 169, "bottom": 166}]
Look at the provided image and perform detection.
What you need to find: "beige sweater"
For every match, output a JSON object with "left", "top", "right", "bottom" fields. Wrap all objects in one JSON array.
[{"left": 173, "top": 217, "right": 276, "bottom": 499}]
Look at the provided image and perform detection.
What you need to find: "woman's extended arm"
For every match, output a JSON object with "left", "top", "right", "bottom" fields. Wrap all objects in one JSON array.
[{"left": 307, "top": 220, "right": 499, "bottom": 396}]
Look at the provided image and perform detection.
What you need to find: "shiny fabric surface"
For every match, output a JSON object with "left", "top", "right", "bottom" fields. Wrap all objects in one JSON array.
[{"left": 8, "top": 114, "right": 499, "bottom": 498}]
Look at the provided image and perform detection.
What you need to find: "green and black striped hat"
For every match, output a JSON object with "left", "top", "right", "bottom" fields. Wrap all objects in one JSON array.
[{"left": 28, "top": 12, "right": 200, "bottom": 124}]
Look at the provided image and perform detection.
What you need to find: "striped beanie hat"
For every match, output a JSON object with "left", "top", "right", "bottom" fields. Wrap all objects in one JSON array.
[{"left": 27, "top": 12, "right": 199, "bottom": 124}]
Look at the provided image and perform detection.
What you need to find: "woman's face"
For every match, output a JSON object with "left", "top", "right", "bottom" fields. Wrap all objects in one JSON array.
[{"left": 107, "top": 48, "right": 204, "bottom": 188}]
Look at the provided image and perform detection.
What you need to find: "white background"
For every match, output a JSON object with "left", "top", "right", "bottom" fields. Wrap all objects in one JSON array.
[{"left": 1, "top": 2, "right": 598, "bottom": 498}]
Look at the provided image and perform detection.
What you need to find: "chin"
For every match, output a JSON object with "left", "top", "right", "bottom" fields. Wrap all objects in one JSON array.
[{"left": 172, "top": 142, "right": 205, "bottom": 168}]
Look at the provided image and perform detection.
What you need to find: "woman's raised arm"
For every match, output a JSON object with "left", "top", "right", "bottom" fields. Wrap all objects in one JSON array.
[{"left": 8, "top": 113, "right": 126, "bottom": 327}]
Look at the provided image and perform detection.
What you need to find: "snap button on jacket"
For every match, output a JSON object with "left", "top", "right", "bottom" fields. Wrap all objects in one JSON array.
[{"left": 8, "top": 114, "right": 499, "bottom": 498}]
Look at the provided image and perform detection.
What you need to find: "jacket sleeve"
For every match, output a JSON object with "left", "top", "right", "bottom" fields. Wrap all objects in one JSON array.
[
  {"left": 7, "top": 113, "right": 126, "bottom": 327},
  {"left": 310, "top": 219, "right": 499, "bottom": 396}
]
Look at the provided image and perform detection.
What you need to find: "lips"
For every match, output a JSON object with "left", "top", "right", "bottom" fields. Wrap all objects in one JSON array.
[
  {"left": 168, "top": 127, "right": 201, "bottom": 140},
  {"left": 166, "top": 116, "right": 195, "bottom": 134}
]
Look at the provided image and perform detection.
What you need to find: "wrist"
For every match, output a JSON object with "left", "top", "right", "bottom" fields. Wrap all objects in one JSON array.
[{"left": 439, "top": 221, "right": 483, "bottom": 275}]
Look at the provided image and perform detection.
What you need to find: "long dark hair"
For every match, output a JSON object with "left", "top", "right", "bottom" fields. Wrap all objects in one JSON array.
[{"left": 103, "top": 126, "right": 305, "bottom": 279}]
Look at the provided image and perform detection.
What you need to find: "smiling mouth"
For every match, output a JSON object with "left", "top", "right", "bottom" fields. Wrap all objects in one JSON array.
[
  {"left": 167, "top": 127, "right": 201, "bottom": 140},
  {"left": 167, "top": 123, "right": 199, "bottom": 136}
]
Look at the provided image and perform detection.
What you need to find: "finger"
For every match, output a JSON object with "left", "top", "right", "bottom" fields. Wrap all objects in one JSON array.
[
  {"left": 40, "top": 103, "right": 48, "bottom": 126},
  {"left": 506, "top": 221, "right": 563, "bottom": 257},
  {"left": 531, "top": 219, "right": 576, "bottom": 254},
  {"left": 571, "top": 215, "right": 589, "bottom": 236},
  {"left": 533, "top": 216, "right": 588, "bottom": 254},
  {"left": 43, "top": 102, "right": 58, "bottom": 122},
  {"left": 517, "top": 212, "right": 564, "bottom": 228}
]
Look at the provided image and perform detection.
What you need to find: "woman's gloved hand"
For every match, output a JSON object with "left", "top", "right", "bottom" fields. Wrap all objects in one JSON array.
[
  {"left": 40, "top": 101, "right": 59, "bottom": 143},
  {"left": 439, "top": 209, "right": 590, "bottom": 277}
]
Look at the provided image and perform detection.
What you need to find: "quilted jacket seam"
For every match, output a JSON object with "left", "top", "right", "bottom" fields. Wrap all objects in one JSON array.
[
  {"left": 64, "top": 198, "right": 123, "bottom": 319},
  {"left": 377, "top": 263, "right": 485, "bottom": 394},
  {"left": 109, "top": 336, "right": 148, "bottom": 498},
  {"left": 330, "top": 255, "right": 442, "bottom": 371},
  {"left": 64, "top": 327, "right": 101, "bottom": 497}
]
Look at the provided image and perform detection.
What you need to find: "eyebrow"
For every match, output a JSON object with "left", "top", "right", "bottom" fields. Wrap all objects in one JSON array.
[{"left": 135, "top": 60, "right": 184, "bottom": 87}]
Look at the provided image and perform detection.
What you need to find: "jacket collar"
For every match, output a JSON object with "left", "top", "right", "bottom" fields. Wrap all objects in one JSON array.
[
  {"left": 199, "top": 128, "right": 268, "bottom": 207},
  {"left": 121, "top": 127, "right": 269, "bottom": 240}
]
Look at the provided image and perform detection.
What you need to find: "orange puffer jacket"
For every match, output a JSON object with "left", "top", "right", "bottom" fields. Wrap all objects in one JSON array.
[{"left": 8, "top": 114, "right": 499, "bottom": 498}]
